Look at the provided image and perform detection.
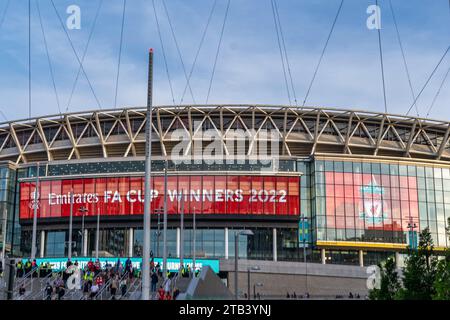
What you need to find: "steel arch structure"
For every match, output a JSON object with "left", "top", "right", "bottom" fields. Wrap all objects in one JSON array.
[{"left": 1, "top": 105, "right": 450, "bottom": 164}]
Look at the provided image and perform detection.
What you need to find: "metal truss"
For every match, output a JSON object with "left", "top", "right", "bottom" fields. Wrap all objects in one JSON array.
[{"left": 1, "top": 105, "right": 450, "bottom": 164}]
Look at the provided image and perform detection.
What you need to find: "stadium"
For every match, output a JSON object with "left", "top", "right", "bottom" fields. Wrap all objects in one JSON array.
[{"left": 1, "top": 104, "right": 450, "bottom": 295}]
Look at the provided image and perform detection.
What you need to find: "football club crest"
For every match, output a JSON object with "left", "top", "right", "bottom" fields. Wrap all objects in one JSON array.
[{"left": 359, "top": 175, "right": 388, "bottom": 225}]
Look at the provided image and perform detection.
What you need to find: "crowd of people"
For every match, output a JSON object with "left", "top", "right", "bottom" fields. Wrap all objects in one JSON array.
[{"left": 13, "top": 257, "right": 197, "bottom": 300}]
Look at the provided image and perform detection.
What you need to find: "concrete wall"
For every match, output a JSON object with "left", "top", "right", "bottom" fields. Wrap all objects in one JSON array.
[{"left": 221, "top": 259, "right": 369, "bottom": 298}]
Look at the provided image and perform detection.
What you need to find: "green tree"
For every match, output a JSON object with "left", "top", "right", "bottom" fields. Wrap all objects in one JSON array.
[
  {"left": 369, "top": 257, "right": 400, "bottom": 300},
  {"left": 398, "top": 227, "right": 438, "bottom": 300},
  {"left": 432, "top": 218, "right": 450, "bottom": 300}
]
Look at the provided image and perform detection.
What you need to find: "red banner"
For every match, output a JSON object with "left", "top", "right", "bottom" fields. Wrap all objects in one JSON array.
[{"left": 20, "top": 175, "right": 300, "bottom": 219}]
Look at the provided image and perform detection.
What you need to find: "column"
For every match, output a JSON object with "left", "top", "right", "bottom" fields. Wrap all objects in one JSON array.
[
  {"left": 395, "top": 252, "right": 401, "bottom": 269},
  {"left": 225, "top": 227, "right": 229, "bottom": 259},
  {"left": 321, "top": 248, "right": 326, "bottom": 264},
  {"left": 83, "top": 229, "right": 88, "bottom": 257},
  {"left": 176, "top": 227, "right": 181, "bottom": 258},
  {"left": 359, "top": 250, "right": 364, "bottom": 267},
  {"left": 273, "top": 228, "right": 277, "bottom": 262},
  {"left": 128, "top": 228, "right": 134, "bottom": 257},
  {"left": 40, "top": 230, "right": 45, "bottom": 258}
]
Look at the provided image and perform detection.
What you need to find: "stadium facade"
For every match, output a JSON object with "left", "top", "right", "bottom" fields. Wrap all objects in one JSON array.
[{"left": 1, "top": 105, "right": 450, "bottom": 269}]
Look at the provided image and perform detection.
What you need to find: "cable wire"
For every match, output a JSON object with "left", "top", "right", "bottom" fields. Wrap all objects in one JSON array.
[
  {"left": 66, "top": 0, "right": 103, "bottom": 112},
  {"left": 425, "top": 0, "right": 450, "bottom": 117},
  {"left": 0, "top": 0, "right": 10, "bottom": 32},
  {"left": 271, "top": 0, "right": 291, "bottom": 106},
  {"left": 152, "top": 0, "right": 176, "bottom": 105},
  {"left": 180, "top": 0, "right": 217, "bottom": 105},
  {"left": 406, "top": 45, "right": 450, "bottom": 115},
  {"left": 206, "top": 0, "right": 231, "bottom": 105},
  {"left": 302, "top": 0, "right": 344, "bottom": 107},
  {"left": 114, "top": 0, "right": 127, "bottom": 108},
  {"left": 28, "top": 0, "right": 32, "bottom": 118},
  {"left": 162, "top": 0, "right": 196, "bottom": 104},
  {"left": 273, "top": 0, "right": 298, "bottom": 106},
  {"left": 389, "top": 0, "right": 420, "bottom": 117},
  {"left": 36, "top": 0, "right": 62, "bottom": 116},
  {"left": 376, "top": 0, "right": 388, "bottom": 114},
  {"left": 50, "top": 0, "right": 102, "bottom": 110}
]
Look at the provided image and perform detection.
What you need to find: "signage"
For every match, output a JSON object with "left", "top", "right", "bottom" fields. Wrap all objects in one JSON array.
[{"left": 20, "top": 175, "right": 300, "bottom": 219}]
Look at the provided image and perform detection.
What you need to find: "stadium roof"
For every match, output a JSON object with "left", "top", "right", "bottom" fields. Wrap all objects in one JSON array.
[{"left": 1, "top": 105, "right": 450, "bottom": 164}]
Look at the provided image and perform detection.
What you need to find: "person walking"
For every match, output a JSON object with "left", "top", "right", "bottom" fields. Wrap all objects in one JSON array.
[
  {"left": 151, "top": 271, "right": 158, "bottom": 293},
  {"left": 44, "top": 282, "right": 53, "bottom": 300},
  {"left": 110, "top": 275, "right": 119, "bottom": 300},
  {"left": 120, "top": 277, "right": 127, "bottom": 297}
]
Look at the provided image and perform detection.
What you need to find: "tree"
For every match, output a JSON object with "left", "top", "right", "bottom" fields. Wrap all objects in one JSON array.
[
  {"left": 369, "top": 257, "right": 400, "bottom": 300},
  {"left": 432, "top": 218, "right": 450, "bottom": 300},
  {"left": 397, "top": 227, "right": 438, "bottom": 300}
]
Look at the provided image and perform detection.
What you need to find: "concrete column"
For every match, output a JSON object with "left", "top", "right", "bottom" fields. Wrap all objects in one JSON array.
[
  {"left": 128, "top": 228, "right": 133, "bottom": 257},
  {"left": 83, "top": 229, "right": 88, "bottom": 257},
  {"left": 273, "top": 228, "right": 277, "bottom": 262},
  {"left": 395, "top": 252, "right": 401, "bottom": 269},
  {"left": 225, "top": 227, "right": 229, "bottom": 259},
  {"left": 176, "top": 227, "right": 180, "bottom": 258},
  {"left": 359, "top": 250, "right": 364, "bottom": 267},
  {"left": 321, "top": 248, "right": 326, "bottom": 264},
  {"left": 40, "top": 230, "right": 45, "bottom": 258}
]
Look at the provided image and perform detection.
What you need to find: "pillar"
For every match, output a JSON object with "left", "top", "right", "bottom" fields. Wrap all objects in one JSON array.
[
  {"left": 321, "top": 248, "right": 326, "bottom": 264},
  {"left": 273, "top": 228, "right": 277, "bottom": 262},
  {"left": 359, "top": 250, "right": 364, "bottom": 267},
  {"left": 395, "top": 252, "right": 401, "bottom": 269},
  {"left": 128, "top": 228, "right": 134, "bottom": 257},
  {"left": 83, "top": 229, "right": 88, "bottom": 257},
  {"left": 225, "top": 228, "right": 229, "bottom": 259},
  {"left": 40, "top": 230, "right": 45, "bottom": 258},
  {"left": 176, "top": 227, "right": 180, "bottom": 258}
]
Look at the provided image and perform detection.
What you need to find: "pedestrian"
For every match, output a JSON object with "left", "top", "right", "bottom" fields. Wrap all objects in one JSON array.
[
  {"left": 19, "top": 284, "right": 26, "bottom": 296},
  {"left": 173, "top": 287, "right": 180, "bottom": 300},
  {"left": 120, "top": 278, "right": 127, "bottom": 296},
  {"left": 45, "top": 282, "right": 53, "bottom": 300},
  {"left": 157, "top": 286, "right": 165, "bottom": 300},
  {"left": 164, "top": 277, "right": 171, "bottom": 295},
  {"left": 90, "top": 283, "right": 99, "bottom": 299},
  {"left": 151, "top": 271, "right": 158, "bottom": 293},
  {"left": 110, "top": 275, "right": 119, "bottom": 300}
]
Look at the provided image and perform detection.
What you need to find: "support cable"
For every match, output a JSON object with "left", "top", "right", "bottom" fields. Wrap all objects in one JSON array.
[
  {"left": 114, "top": 0, "right": 127, "bottom": 108},
  {"left": 50, "top": 0, "right": 102, "bottom": 110},
  {"left": 302, "top": 0, "right": 344, "bottom": 107},
  {"left": 162, "top": 0, "right": 196, "bottom": 104},
  {"left": 152, "top": 0, "right": 176, "bottom": 105},
  {"left": 36, "top": 0, "right": 62, "bottom": 116},
  {"left": 206, "top": 0, "right": 231, "bottom": 105},
  {"left": 66, "top": 0, "right": 103, "bottom": 112},
  {"left": 270, "top": 0, "right": 291, "bottom": 106},
  {"left": 0, "top": 0, "right": 10, "bottom": 31},
  {"left": 426, "top": 0, "right": 450, "bottom": 118},
  {"left": 389, "top": 0, "right": 420, "bottom": 117},
  {"left": 376, "top": 0, "right": 388, "bottom": 114},
  {"left": 406, "top": 45, "right": 450, "bottom": 116},
  {"left": 273, "top": 0, "right": 298, "bottom": 106},
  {"left": 28, "top": 0, "right": 32, "bottom": 118},
  {"left": 180, "top": 0, "right": 217, "bottom": 105}
]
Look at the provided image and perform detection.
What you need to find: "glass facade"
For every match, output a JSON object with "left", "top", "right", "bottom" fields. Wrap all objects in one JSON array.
[
  {"left": 3, "top": 157, "right": 449, "bottom": 266},
  {"left": 313, "top": 160, "right": 450, "bottom": 247}
]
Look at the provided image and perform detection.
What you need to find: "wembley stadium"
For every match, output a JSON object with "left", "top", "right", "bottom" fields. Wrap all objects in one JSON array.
[{"left": 0, "top": 103, "right": 449, "bottom": 277}]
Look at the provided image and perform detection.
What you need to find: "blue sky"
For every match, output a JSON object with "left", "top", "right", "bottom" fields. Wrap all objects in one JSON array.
[{"left": 0, "top": 0, "right": 449, "bottom": 122}]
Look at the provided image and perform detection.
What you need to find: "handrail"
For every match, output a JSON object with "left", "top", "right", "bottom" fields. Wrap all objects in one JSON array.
[
  {"left": 28, "top": 272, "right": 55, "bottom": 300},
  {"left": 118, "top": 275, "right": 140, "bottom": 300},
  {"left": 107, "top": 271, "right": 128, "bottom": 300}
]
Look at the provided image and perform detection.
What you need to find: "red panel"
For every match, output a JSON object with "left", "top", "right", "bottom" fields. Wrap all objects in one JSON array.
[{"left": 19, "top": 175, "right": 301, "bottom": 219}]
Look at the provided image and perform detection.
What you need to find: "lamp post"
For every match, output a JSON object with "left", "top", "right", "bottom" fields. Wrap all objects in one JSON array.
[
  {"left": 247, "top": 266, "right": 260, "bottom": 300},
  {"left": 154, "top": 209, "right": 164, "bottom": 257},
  {"left": 68, "top": 190, "right": 74, "bottom": 260},
  {"left": 234, "top": 230, "right": 254, "bottom": 300},
  {"left": 30, "top": 162, "right": 40, "bottom": 260},
  {"left": 78, "top": 206, "right": 88, "bottom": 257},
  {"left": 192, "top": 206, "right": 196, "bottom": 277},
  {"left": 253, "top": 282, "right": 263, "bottom": 300},
  {"left": 95, "top": 206, "right": 100, "bottom": 260}
]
